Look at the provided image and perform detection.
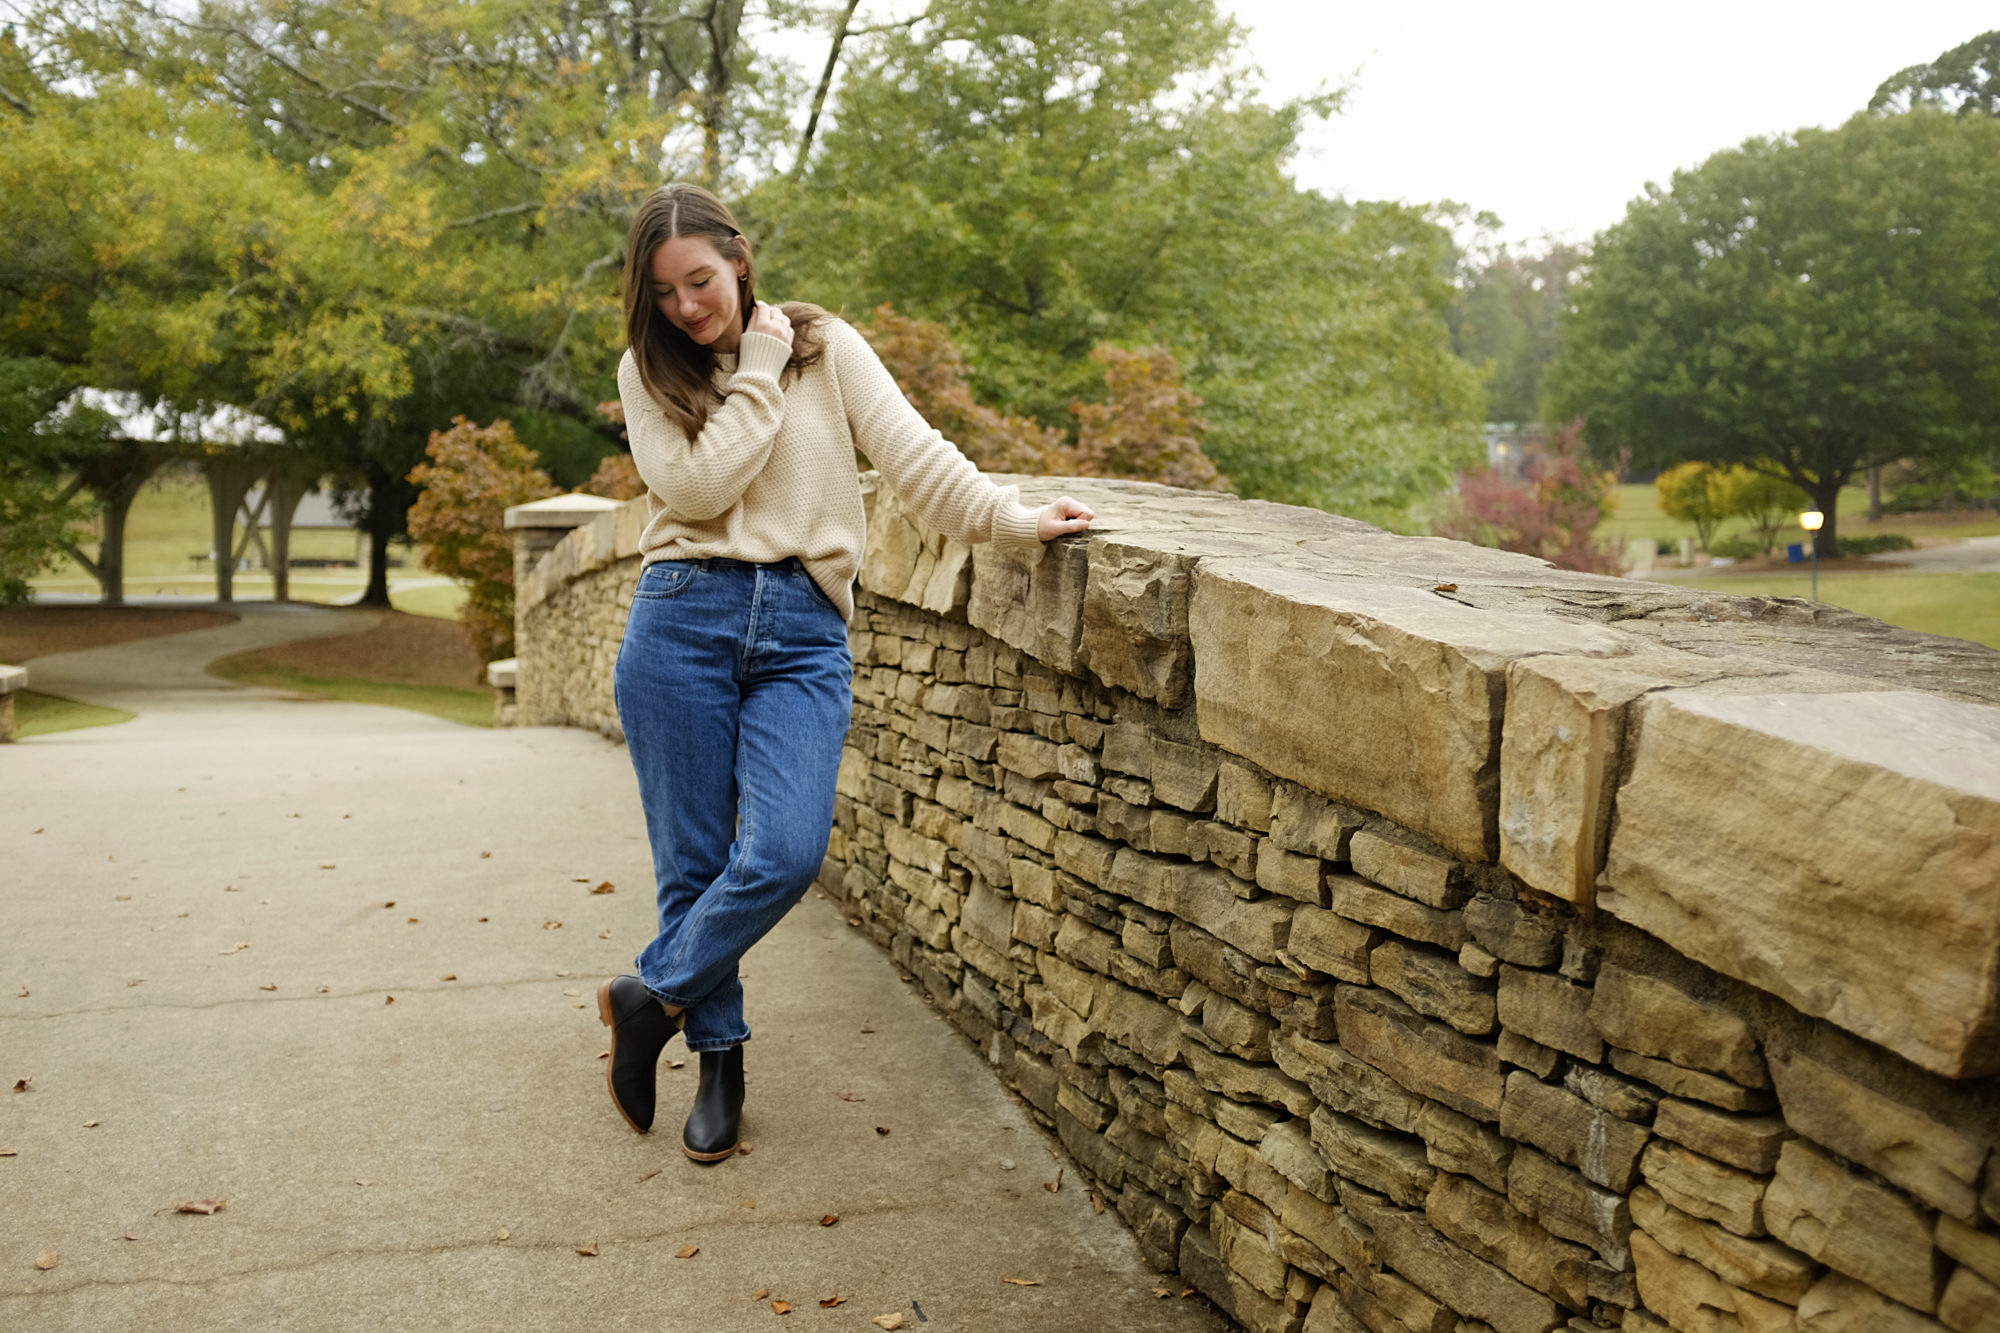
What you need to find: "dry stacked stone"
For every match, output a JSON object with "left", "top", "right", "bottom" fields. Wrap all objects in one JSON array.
[
  {"left": 818, "top": 585, "right": 2000, "bottom": 1333},
  {"left": 512, "top": 481, "right": 2000, "bottom": 1333}
]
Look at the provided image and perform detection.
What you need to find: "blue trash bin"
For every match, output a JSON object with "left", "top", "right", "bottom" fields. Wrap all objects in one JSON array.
[{"left": 1786, "top": 543, "right": 1805, "bottom": 564}]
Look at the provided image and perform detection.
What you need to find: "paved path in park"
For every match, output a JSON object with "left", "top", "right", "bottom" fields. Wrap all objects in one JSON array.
[{"left": 2, "top": 604, "right": 1221, "bottom": 1332}]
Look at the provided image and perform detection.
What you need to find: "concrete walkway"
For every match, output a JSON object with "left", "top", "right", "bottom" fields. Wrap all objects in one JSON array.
[{"left": 1, "top": 606, "right": 1221, "bottom": 1332}]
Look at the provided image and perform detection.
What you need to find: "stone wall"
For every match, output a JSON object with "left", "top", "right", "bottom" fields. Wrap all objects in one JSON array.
[{"left": 513, "top": 475, "right": 2000, "bottom": 1333}]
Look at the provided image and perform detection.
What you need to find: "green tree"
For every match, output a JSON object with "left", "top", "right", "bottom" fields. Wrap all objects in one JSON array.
[
  {"left": 1451, "top": 239, "right": 1588, "bottom": 424},
  {"left": 1654, "top": 462, "right": 1731, "bottom": 554},
  {"left": 0, "top": 357, "right": 115, "bottom": 604},
  {"left": 1721, "top": 467, "right": 1811, "bottom": 556},
  {"left": 755, "top": 0, "right": 1481, "bottom": 528},
  {"left": 1870, "top": 29, "right": 1998, "bottom": 117},
  {"left": 1545, "top": 108, "right": 2000, "bottom": 557}
]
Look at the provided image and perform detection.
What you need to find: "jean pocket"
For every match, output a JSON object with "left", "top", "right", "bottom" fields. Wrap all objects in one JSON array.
[
  {"left": 801, "top": 573, "right": 843, "bottom": 615},
  {"left": 634, "top": 560, "right": 698, "bottom": 600}
]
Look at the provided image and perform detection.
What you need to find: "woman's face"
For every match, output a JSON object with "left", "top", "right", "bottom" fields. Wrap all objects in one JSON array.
[{"left": 649, "top": 235, "right": 746, "bottom": 353}]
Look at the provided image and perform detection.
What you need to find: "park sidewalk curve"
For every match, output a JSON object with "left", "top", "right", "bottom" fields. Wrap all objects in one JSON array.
[{"left": 1, "top": 604, "right": 1222, "bottom": 1332}]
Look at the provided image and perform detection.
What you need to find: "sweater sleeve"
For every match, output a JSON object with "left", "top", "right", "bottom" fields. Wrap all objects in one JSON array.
[
  {"left": 829, "top": 322, "right": 1045, "bottom": 550},
  {"left": 617, "top": 332, "right": 794, "bottom": 521}
]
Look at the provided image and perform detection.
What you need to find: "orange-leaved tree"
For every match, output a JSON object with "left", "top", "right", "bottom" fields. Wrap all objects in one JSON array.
[
  {"left": 858, "top": 305, "right": 1071, "bottom": 474},
  {"left": 407, "top": 417, "right": 559, "bottom": 662},
  {"left": 1072, "top": 346, "right": 1229, "bottom": 491}
]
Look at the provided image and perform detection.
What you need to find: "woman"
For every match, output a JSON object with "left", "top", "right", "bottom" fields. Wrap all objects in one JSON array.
[{"left": 597, "top": 183, "right": 1095, "bottom": 1163}]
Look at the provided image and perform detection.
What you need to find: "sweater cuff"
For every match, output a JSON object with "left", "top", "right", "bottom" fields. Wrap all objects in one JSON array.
[
  {"left": 990, "top": 494, "right": 1045, "bottom": 549},
  {"left": 735, "top": 331, "right": 793, "bottom": 381}
]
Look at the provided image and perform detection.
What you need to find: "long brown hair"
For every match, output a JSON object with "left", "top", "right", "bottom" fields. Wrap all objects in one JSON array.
[{"left": 622, "top": 183, "right": 828, "bottom": 438}]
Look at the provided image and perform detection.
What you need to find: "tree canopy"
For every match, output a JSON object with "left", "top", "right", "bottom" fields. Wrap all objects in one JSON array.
[
  {"left": 1870, "top": 29, "right": 1998, "bottom": 118},
  {"left": 1544, "top": 106, "right": 2000, "bottom": 554}
]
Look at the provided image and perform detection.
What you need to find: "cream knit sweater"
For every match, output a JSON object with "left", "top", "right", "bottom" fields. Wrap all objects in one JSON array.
[{"left": 617, "top": 318, "right": 1045, "bottom": 620}]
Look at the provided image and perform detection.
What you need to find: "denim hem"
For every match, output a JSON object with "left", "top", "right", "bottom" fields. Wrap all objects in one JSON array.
[
  {"left": 642, "top": 981, "right": 698, "bottom": 1010},
  {"left": 685, "top": 1035, "right": 748, "bottom": 1053}
]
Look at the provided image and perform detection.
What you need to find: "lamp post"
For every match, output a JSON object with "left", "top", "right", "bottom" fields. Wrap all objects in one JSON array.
[{"left": 1799, "top": 510, "right": 1824, "bottom": 601}]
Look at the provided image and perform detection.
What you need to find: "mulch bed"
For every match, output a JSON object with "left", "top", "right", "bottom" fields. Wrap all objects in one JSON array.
[
  {"left": 228, "top": 610, "right": 488, "bottom": 688},
  {"left": 0, "top": 607, "right": 239, "bottom": 664}
]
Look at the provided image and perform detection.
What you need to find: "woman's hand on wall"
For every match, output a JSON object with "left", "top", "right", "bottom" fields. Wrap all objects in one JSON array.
[{"left": 1037, "top": 496, "right": 1094, "bottom": 542}]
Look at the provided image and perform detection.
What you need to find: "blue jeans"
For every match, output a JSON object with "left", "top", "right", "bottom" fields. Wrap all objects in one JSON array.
[{"left": 613, "top": 557, "right": 853, "bottom": 1051}]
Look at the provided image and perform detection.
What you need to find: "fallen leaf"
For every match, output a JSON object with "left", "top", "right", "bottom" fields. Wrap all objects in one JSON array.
[
  {"left": 83, "top": 1119, "right": 100, "bottom": 1128},
  {"left": 838, "top": 1091, "right": 865, "bottom": 1102},
  {"left": 872, "top": 1314, "right": 905, "bottom": 1330},
  {"left": 819, "top": 1296, "right": 847, "bottom": 1309},
  {"left": 219, "top": 942, "right": 250, "bottom": 955},
  {"left": 752, "top": 1287, "right": 770, "bottom": 1300},
  {"left": 542, "top": 921, "right": 563, "bottom": 930},
  {"left": 123, "top": 1229, "right": 143, "bottom": 1241},
  {"left": 554, "top": 970, "right": 572, "bottom": 978},
  {"left": 771, "top": 1301, "right": 792, "bottom": 1315},
  {"left": 478, "top": 916, "right": 489, "bottom": 923},
  {"left": 638, "top": 1168, "right": 661, "bottom": 1182},
  {"left": 407, "top": 918, "right": 419, "bottom": 924},
  {"left": 576, "top": 1242, "right": 599, "bottom": 1257},
  {"left": 13, "top": 1078, "right": 30, "bottom": 1092},
  {"left": 1433, "top": 582, "right": 1459, "bottom": 593},
  {"left": 480, "top": 851, "right": 491, "bottom": 859},
  {"left": 572, "top": 877, "right": 591, "bottom": 883},
  {"left": 259, "top": 983, "right": 277, "bottom": 992},
  {"left": 224, "top": 885, "right": 239, "bottom": 892},
  {"left": 34, "top": 1252, "right": 57, "bottom": 1270},
  {"left": 1002, "top": 1277, "right": 1041, "bottom": 1286},
  {"left": 0, "top": 1147, "right": 15, "bottom": 1156},
  {"left": 497, "top": 1228, "right": 510, "bottom": 1241},
  {"left": 316, "top": 986, "right": 330, "bottom": 994},
  {"left": 598, "top": 1050, "right": 611, "bottom": 1060},
  {"left": 819, "top": 1213, "right": 838, "bottom": 1227},
  {"left": 1152, "top": 1287, "right": 1172, "bottom": 1299},
  {"left": 666, "top": 1059, "right": 685, "bottom": 1069},
  {"left": 875, "top": 1126, "right": 891, "bottom": 1136},
  {"left": 591, "top": 881, "right": 615, "bottom": 895},
  {"left": 598, "top": 929, "right": 613, "bottom": 939},
  {"left": 115, "top": 894, "right": 131, "bottom": 902},
  {"left": 859, "top": 1025, "right": 875, "bottom": 1034},
  {"left": 847, "top": 917, "right": 861, "bottom": 927},
  {"left": 383, "top": 901, "right": 395, "bottom": 909},
  {"left": 741, "top": 1200, "right": 756, "bottom": 1209},
  {"left": 320, "top": 863, "right": 336, "bottom": 870},
  {"left": 384, "top": 995, "right": 396, "bottom": 1005},
  {"left": 736, "top": 1141, "right": 754, "bottom": 1155},
  {"left": 14, "top": 987, "right": 26, "bottom": 998},
  {"left": 355, "top": 1179, "right": 372, "bottom": 1187},
  {"left": 175, "top": 1199, "right": 226, "bottom": 1215},
  {"left": 30, "top": 827, "right": 42, "bottom": 834},
  {"left": 562, "top": 988, "right": 580, "bottom": 997},
  {"left": 675, "top": 1245, "right": 699, "bottom": 1259},
  {"left": 1089, "top": 1192, "right": 1105, "bottom": 1215},
  {"left": 1044, "top": 1167, "right": 1063, "bottom": 1194},
  {"left": 442, "top": 974, "right": 457, "bottom": 982},
  {"left": 1179, "top": 1287, "right": 1196, "bottom": 1298}
]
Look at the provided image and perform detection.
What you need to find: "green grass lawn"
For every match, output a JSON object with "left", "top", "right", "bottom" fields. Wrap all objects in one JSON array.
[
  {"left": 13, "top": 690, "right": 136, "bottom": 738},
  {"left": 208, "top": 660, "right": 495, "bottom": 728},
  {"left": 1602, "top": 481, "right": 2000, "bottom": 551},
  {"left": 1672, "top": 570, "right": 2000, "bottom": 650}
]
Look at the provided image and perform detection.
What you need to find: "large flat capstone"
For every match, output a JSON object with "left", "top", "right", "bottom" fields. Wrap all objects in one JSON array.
[{"left": 1602, "top": 689, "right": 2000, "bottom": 1079}]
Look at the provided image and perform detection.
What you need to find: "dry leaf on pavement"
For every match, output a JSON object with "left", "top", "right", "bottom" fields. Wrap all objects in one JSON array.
[
  {"left": 497, "top": 1228, "right": 511, "bottom": 1241},
  {"left": 1090, "top": 1192, "right": 1105, "bottom": 1215},
  {"left": 737, "top": 1142, "right": 754, "bottom": 1155},
  {"left": 1002, "top": 1277, "right": 1041, "bottom": 1286},
  {"left": 666, "top": 1059, "right": 685, "bottom": 1069},
  {"left": 82, "top": 1120, "right": 100, "bottom": 1128},
  {"left": 1152, "top": 1287, "right": 1172, "bottom": 1299},
  {"left": 771, "top": 1301, "right": 792, "bottom": 1315},
  {"left": 259, "top": 983, "right": 277, "bottom": 992},
  {"left": 1044, "top": 1167, "right": 1063, "bottom": 1193},
  {"left": 34, "top": 1252, "right": 57, "bottom": 1270},
  {"left": 838, "top": 1092, "right": 865, "bottom": 1102},
  {"left": 751, "top": 1288, "right": 770, "bottom": 1301},
  {"left": 591, "top": 881, "right": 615, "bottom": 894},
  {"left": 637, "top": 1168, "right": 660, "bottom": 1182},
  {"left": 819, "top": 1214, "right": 838, "bottom": 1227},
  {"left": 875, "top": 1126, "right": 891, "bottom": 1136},
  {"left": 0, "top": 1147, "right": 16, "bottom": 1156},
  {"left": 675, "top": 1245, "right": 699, "bottom": 1259},
  {"left": 384, "top": 995, "right": 396, "bottom": 1005},
  {"left": 576, "top": 1243, "right": 599, "bottom": 1257},
  {"left": 542, "top": 921, "right": 562, "bottom": 930},
  {"left": 871, "top": 1314, "right": 905, "bottom": 1330},
  {"left": 175, "top": 1199, "right": 226, "bottom": 1215},
  {"left": 818, "top": 1296, "right": 847, "bottom": 1308}
]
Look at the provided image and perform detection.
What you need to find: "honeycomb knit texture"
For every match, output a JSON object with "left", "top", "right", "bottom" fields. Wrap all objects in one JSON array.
[{"left": 618, "top": 318, "right": 1045, "bottom": 621}]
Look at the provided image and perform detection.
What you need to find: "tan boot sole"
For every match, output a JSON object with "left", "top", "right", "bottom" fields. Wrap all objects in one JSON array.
[{"left": 682, "top": 1142, "right": 739, "bottom": 1162}]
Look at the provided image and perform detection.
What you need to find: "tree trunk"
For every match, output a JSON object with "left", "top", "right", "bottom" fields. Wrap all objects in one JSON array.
[
  {"left": 357, "top": 457, "right": 397, "bottom": 608},
  {"left": 362, "top": 524, "right": 393, "bottom": 606},
  {"left": 1868, "top": 465, "right": 1883, "bottom": 522},
  {"left": 99, "top": 496, "right": 131, "bottom": 606},
  {"left": 1811, "top": 480, "right": 1841, "bottom": 560},
  {"left": 72, "top": 444, "right": 168, "bottom": 606}
]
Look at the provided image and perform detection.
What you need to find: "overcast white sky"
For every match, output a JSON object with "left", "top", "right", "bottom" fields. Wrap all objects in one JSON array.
[{"left": 1225, "top": 1, "right": 1996, "bottom": 247}]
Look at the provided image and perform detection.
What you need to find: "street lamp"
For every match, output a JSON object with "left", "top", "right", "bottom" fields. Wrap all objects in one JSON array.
[{"left": 1799, "top": 510, "right": 1824, "bottom": 601}]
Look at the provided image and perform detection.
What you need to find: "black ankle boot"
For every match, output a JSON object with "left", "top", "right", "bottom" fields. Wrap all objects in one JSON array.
[
  {"left": 682, "top": 1045, "right": 744, "bottom": 1163},
  {"left": 597, "top": 975, "right": 679, "bottom": 1133}
]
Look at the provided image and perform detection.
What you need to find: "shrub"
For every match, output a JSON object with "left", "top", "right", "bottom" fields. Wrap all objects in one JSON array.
[
  {"left": 406, "top": 417, "right": 559, "bottom": 661},
  {"left": 1435, "top": 420, "right": 1623, "bottom": 573},
  {"left": 1834, "top": 533, "right": 1916, "bottom": 556}
]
